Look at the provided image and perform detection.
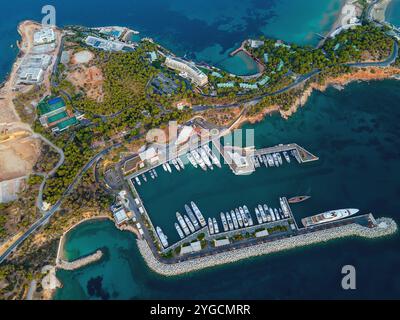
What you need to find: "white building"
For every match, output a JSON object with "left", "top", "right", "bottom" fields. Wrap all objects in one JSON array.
[
  {"left": 16, "top": 67, "right": 44, "bottom": 84},
  {"left": 165, "top": 56, "right": 208, "bottom": 86},
  {"left": 139, "top": 147, "right": 159, "bottom": 164},
  {"left": 214, "top": 238, "right": 230, "bottom": 247},
  {"left": 22, "top": 54, "right": 52, "bottom": 69},
  {"left": 249, "top": 39, "right": 264, "bottom": 48},
  {"left": 112, "top": 206, "right": 129, "bottom": 225},
  {"left": 33, "top": 28, "right": 56, "bottom": 46},
  {"left": 175, "top": 126, "right": 194, "bottom": 145}
]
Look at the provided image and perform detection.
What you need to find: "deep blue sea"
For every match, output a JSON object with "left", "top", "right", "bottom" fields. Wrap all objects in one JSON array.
[
  {"left": 1, "top": 0, "right": 400, "bottom": 300},
  {"left": 55, "top": 81, "right": 400, "bottom": 300},
  {"left": 0, "top": 0, "right": 343, "bottom": 79}
]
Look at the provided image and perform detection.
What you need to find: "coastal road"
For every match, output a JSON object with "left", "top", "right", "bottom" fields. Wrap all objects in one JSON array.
[
  {"left": 0, "top": 142, "right": 121, "bottom": 264},
  {"left": 192, "top": 39, "right": 399, "bottom": 113}
]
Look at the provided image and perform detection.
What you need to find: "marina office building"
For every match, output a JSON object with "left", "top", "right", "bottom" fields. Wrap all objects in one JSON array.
[{"left": 165, "top": 56, "right": 208, "bottom": 86}]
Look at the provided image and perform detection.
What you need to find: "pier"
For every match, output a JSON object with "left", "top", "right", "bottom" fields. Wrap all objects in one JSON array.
[
  {"left": 254, "top": 143, "right": 319, "bottom": 163},
  {"left": 56, "top": 250, "right": 103, "bottom": 270},
  {"left": 137, "top": 217, "right": 397, "bottom": 276}
]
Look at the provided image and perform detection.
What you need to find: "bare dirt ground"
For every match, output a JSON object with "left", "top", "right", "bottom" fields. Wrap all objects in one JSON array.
[
  {"left": 67, "top": 65, "right": 104, "bottom": 102},
  {"left": 0, "top": 21, "right": 62, "bottom": 183},
  {"left": 71, "top": 50, "right": 94, "bottom": 65}
]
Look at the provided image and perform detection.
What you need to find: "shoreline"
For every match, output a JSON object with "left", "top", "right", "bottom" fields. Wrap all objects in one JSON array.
[
  {"left": 371, "top": 0, "right": 393, "bottom": 22},
  {"left": 56, "top": 215, "right": 139, "bottom": 263},
  {"left": 137, "top": 217, "right": 397, "bottom": 276},
  {"left": 56, "top": 215, "right": 111, "bottom": 263},
  {"left": 280, "top": 66, "right": 400, "bottom": 119}
]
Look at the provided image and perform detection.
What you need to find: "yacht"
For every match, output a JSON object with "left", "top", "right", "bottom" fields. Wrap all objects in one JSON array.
[
  {"left": 191, "top": 201, "right": 207, "bottom": 227},
  {"left": 149, "top": 170, "right": 155, "bottom": 179},
  {"left": 203, "top": 144, "right": 221, "bottom": 168},
  {"left": 153, "top": 169, "right": 158, "bottom": 178},
  {"left": 199, "top": 148, "right": 213, "bottom": 170},
  {"left": 186, "top": 153, "right": 198, "bottom": 168},
  {"left": 184, "top": 215, "right": 195, "bottom": 233},
  {"left": 269, "top": 208, "right": 275, "bottom": 221},
  {"left": 177, "top": 157, "right": 185, "bottom": 169},
  {"left": 237, "top": 207, "right": 244, "bottom": 227},
  {"left": 302, "top": 209, "right": 359, "bottom": 227},
  {"left": 273, "top": 153, "right": 280, "bottom": 167},
  {"left": 277, "top": 153, "right": 283, "bottom": 165},
  {"left": 255, "top": 207, "right": 263, "bottom": 224},
  {"left": 259, "top": 205, "right": 267, "bottom": 223},
  {"left": 165, "top": 162, "right": 172, "bottom": 173},
  {"left": 175, "top": 223, "right": 184, "bottom": 239},
  {"left": 208, "top": 218, "right": 214, "bottom": 234},
  {"left": 263, "top": 155, "right": 268, "bottom": 167},
  {"left": 226, "top": 212, "right": 234, "bottom": 230},
  {"left": 213, "top": 218, "right": 219, "bottom": 234},
  {"left": 242, "top": 206, "right": 250, "bottom": 227},
  {"left": 191, "top": 150, "right": 207, "bottom": 171},
  {"left": 156, "top": 227, "right": 168, "bottom": 248},
  {"left": 135, "top": 176, "right": 141, "bottom": 186},
  {"left": 291, "top": 149, "right": 301, "bottom": 163},
  {"left": 274, "top": 208, "right": 280, "bottom": 220},
  {"left": 220, "top": 212, "right": 229, "bottom": 232},
  {"left": 176, "top": 212, "right": 190, "bottom": 236},
  {"left": 171, "top": 159, "right": 180, "bottom": 171},
  {"left": 141, "top": 173, "right": 147, "bottom": 182},
  {"left": 230, "top": 210, "right": 239, "bottom": 229},
  {"left": 244, "top": 206, "right": 253, "bottom": 226},
  {"left": 267, "top": 154, "right": 274, "bottom": 167},
  {"left": 162, "top": 163, "right": 167, "bottom": 172},
  {"left": 283, "top": 151, "right": 291, "bottom": 163},
  {"left": 185, "top": 204, "right": 200, "bottom": 230}
]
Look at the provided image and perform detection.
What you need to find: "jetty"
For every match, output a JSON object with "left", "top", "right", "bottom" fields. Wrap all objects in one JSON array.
[
  {"left": 230, "top": 40, "right": 247, "bottom": 57},
  {"left": 56, "top": 250, "right": 103, "bottom": 270},
  {"left": 137, "top": 217, "right": 397, "bottom": 276},
  {"left": 254, "top": 143, "right": 318, "bottom": 163}
]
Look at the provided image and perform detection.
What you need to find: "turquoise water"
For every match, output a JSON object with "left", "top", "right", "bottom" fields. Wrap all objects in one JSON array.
[
  {"left": 386, "top": 0, "right": 400, "bottom": 26},
  {"left": 56, "top": 80, "right": 400, "bottom": 299},
  {"left": 218, "top": 51, "right": 260, "bottom": 76},
  {"left": 0, "top": 0, "right": 343, "bottom": 80}
]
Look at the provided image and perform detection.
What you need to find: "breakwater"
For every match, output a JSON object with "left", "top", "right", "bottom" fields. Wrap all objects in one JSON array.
[
  {"left": 57, "top": 250, "right": 103, "bottom": 271},
  {"left": 137, "top": 217, "right": 397, "bottom": 276}
]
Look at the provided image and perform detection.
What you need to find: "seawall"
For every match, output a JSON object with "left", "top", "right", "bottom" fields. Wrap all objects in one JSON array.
[
  {"left": 57, "top": 250, "right": 103, "bottom": 271},
  {"left": 137, "top": 217, "right": 397, "bottom": 276}
]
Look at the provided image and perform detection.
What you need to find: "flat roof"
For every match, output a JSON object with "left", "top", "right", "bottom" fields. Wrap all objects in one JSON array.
[{"left": 114, "top": 208, "right": 128, "bottom": 224}]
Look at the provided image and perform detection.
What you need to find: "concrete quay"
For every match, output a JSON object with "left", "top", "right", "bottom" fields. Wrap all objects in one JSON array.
[{"left": 137, "top": 217, "right": 397, "bottom": 276}]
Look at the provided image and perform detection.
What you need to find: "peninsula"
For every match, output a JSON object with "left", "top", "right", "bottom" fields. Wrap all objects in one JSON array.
[{"left": 0, "top": 0, "right": 399, "bottom": 300}]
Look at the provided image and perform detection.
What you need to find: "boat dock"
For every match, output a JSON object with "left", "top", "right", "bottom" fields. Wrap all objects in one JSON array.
[
  {"left": 254, "top": 143, "right": 318, "bottom": 163},
  {"left": 210, "top": 141, "right": 318, "bottom": 175}
]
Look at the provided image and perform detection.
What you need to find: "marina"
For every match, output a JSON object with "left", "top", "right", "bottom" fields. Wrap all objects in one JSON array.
[{"left": 124, "top": 137, "right": 323, "bottom": 254}]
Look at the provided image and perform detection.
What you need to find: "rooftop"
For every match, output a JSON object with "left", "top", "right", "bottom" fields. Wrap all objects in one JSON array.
[{"left": 33, "top": 28, "right": 56, "bottom": 45}]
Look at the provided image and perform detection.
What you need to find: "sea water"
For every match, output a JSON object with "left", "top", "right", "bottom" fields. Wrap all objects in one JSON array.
[
  {"left": 55, "top": 80, "right": 400, "bottom": 299},
  {"left": 0, "top": 0, "right": 343, "bottom": 80}
]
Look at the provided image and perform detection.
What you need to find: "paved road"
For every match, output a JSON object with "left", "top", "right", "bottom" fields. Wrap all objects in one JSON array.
[
  {"left": 193, "top": 40, "right": 399, "bottom": 113},
  {"left": 1, "top": 14, "right": 398, "bottom": 264},
  {"left": 0, "top": 143, "right": 120, "bottom": 264}
]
